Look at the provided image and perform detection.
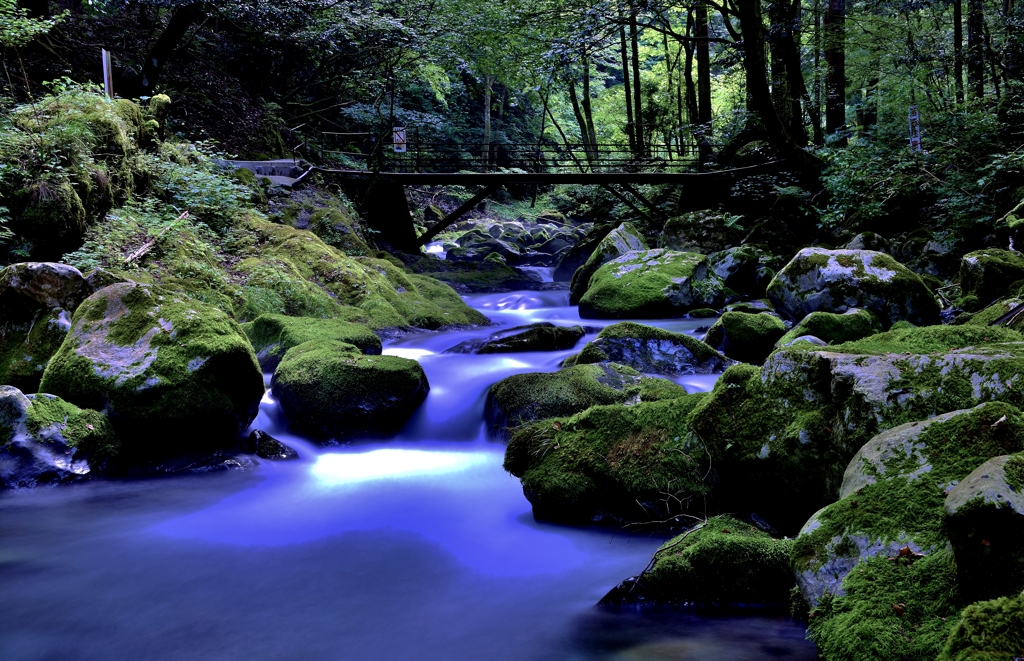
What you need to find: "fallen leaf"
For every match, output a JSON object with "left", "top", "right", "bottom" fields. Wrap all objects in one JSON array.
[
  {"left": 893, "top": 603, "right": 906, "bottom": 616},
  {"left": 990, "top": 415, "right": 1007, "bottom": 428}
]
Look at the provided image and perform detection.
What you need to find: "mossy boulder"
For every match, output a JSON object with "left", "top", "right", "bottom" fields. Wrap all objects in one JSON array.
[
  {"left": 658, "top": 210, "right": 744, "bottom": 254},
  {"left": 447, "top": 238, "right": 523, "bottom": 264},
  {"left": 578, "top": 249, "right": 725, "bottom": 319},
  {"left": 504, "top": 394, "right": 707, "bottom": 523},
  {"left": 843, "top": 232, "right": 890, "bottom": 253},
  {"left": 486, "top": 363, "right": 686, "bottom": 437},
  {"left": 707, "top": 245, "right": 779, "bottom": 297},
  {"left": 569, "top": 222, "right": 647, "bottom": 303},
  {"left": 0, "top": 385, "right": 119, "bottom": 489},
  {"left": 775, "top": 308, "right": 882, "bottom": 348},
  {"left": 445, "top": 322, "right": 585, "bottom": 354},
  {"left": 553, "top": 223, "right": 614, "bottom": 282},
  {"left": 937, "top": 591, "right": 1024, "bottom": 661},
  {"left": 567, "top": 322, "right": 733, "bottom": 375},
  {"left": 959, "top": 249, "right": 1024, "bottom": 311},
  {"left": 703, "top": 311, "right": 786, "bottom": 365},
  {"left": 688, "top": 325, "right": 1024, "bottom": 534},
  {"left": 793, "top": 402, "right": 1024, "bottom": 661},
  {"left": 38, "top": 283, "right": 264, "bottom": 460},
  {"left": 945, "top": 453, "right": 1024, "bottom": 603},
  {"left": 958, "top": 296, "right": 1024, "bottom": 328},
  {"left": 238, "top": 217, "right": 488, "bottom": 328},
  {"left": 242, "top": 314, "right": 382, "bottom": 371},
  {"left": 0, "top": 262, "right": 98, "bottom": 391},
  {"left": 766, "top": 248, "right": 941, "bottom": 327},
  {"left": 271, "top": 339, "right": 429, "bottom": 440},
  {"left": 601, "top": 516, "right": 795, "bottom": 606}
]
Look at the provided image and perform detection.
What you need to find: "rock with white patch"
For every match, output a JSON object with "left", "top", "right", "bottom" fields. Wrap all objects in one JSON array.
[
  {"left": 766, "top": 248, "right": 941, "bottom": 327},
  {"left": 38, "top": 283, "right": 264, "bottom": 461},
  {"left": 569, "top": 222, "right": 648, "bottom": 303}
]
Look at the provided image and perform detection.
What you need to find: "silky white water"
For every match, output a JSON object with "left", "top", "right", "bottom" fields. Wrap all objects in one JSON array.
[{"left": 0, "top": 291, "right": 817, "bottom": 661}]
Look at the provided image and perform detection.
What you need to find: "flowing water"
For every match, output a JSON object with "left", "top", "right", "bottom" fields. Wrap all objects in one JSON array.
[{"left": 0, "top": 291, "right": 818, "bottom": 661}]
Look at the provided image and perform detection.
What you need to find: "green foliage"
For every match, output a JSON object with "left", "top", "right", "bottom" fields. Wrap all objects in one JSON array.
[
  {"left": 0, "top": 0, "right": 66, "bottom": 47},
  {"left": 938, "top": 591, "right": 1024, "bottom": 661}
]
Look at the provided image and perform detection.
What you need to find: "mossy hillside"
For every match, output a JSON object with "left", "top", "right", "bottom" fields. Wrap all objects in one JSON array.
[
  {"left": 272, "top": 191, "right": 370, "bottom": 256},
  {"left": 487, "top": 363, "right": 687, "bottom": 436},
  {"left": 776, "top": 308, "right": 882, "bottom": 347},
  {"left": 567, "top": 321, "right": 732, "bottom": 375},
  {"left": 39, "top": 283, "right": 264, "bottom": 459},
  {"left": 569, "top": 222, "right": 647, "bottom": 303},
  {"left": 937, "top": 591, "right": 1024, "bottom": 661},
  {"left": 704, "top": 311, "right": 786, "bottom": 364},
  {"left": 503, "top": 395, "right": 708, "bottom": 523},
  {"left": 578, "top": 249, "right": 724, "bottom": 319},
  {"left": 242, "top": 314, "right": 382, "bottom": 370},
  {"left": 767, "top": 248, "right": 941, "bottom": 327},
  {"left": 959, "top": 249, "right": 1024, "bottom": 310},
  {"left": 271, "top": 339, "right": 429, "bottom": 440},
  {"left": 688, "top": 327, "right": 1024, "bottom": 534},
  {"left": 636, "top": 516, "right": 795, "bottom": 606}
]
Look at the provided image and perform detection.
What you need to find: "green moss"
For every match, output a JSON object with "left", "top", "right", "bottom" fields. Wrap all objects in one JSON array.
[
  {"left": 242, "top": 314, "right": 381, "bottom": 369},
  {"left": 638, "top": 516, "right": 795, "bottom": 605},
  {"left": 25, "top": 393, "right": 119, "bottom": 458},
  {"left": 961, "top": 297, "right": 1024, "bottom": 327},
  {"left": 828, "top": 324, "right": 1024, "bottom": 356},
  {"left": 569, "top": 222, "right": 647, "bottom": 304},
  {"left": 1005, "top": 453, "right": 1024, "bottom": 492},
  {"left": 704, "top": 311, "right": 786, "bottom": 364},
  {"left": 938, "top": 592, "right": 1024, "bottom": 661},
  {"left": 503, "top": 394, "right": 709, "bottom": 523},
  {"left": 960, "top": 249, "right": 1024, "bottom": 309},
  {"left": 776, "top": 308, "right": 882, "bottom": 347},
  {"left": 688, "top": 307, "right": 720, "bottom": 318}
]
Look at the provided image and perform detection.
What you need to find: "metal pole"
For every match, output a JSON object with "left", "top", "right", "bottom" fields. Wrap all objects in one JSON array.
[{"left": 102, "top": 49, "right": 114, "bottom": 99}]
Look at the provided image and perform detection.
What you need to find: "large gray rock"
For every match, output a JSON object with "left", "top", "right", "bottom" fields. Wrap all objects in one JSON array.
[
  {"left": 569, "top": 222, "right": 647, "bottom": 303},
  {"left": 766, "top": 248, "right": 941, "bottom": 327},
  {"left": 445, "top": 322, "right": 585, "bottom": 354},
  {"left": 0, "top": 385, "right": 119, "bottom": 489},
  {"left": 567, "top": 322, "right": 734, "bottom": 375},
  {"left": 707, "top": 245, "right": 779, "bottom": 297}
]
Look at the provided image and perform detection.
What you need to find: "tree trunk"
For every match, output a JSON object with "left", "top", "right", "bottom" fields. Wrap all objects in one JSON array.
[
  {"left": 695, "top": 1, "right": 713, "bottom": 127},
  {"left": 629, "top": 9, "right": 646, "bottom": 155},
  {"left": 580, "top": 56, "right": 599, "bottom": 157},
  {"left": 618, "top": 19, "right": 637, "bottom": 156},
  {"left": 138, "top": 4, "right": 203, "bottom": 96},
  {"left": 567, "top": 80, "right": 595, "bottom": 165},
  {"left": 824, "top": 0, "right": 846, "bottom": 142},
  {"left": 482, "top": 74, "right": 494, "bottom": 170},
  {"left": 967, "top": 0, "right": 984, "bottom": 98},
  {"left": 954, "top": 0, "right": 964, "bottom": 102},
  {"left": 813, "top": 0, "right": 823, "bottom": 144},
  {"left": 769, "top": 0, "right": 808, "bottom": 145}
]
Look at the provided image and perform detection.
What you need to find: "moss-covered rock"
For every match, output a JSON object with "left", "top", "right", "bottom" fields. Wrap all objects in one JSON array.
[
  {"left": 38, "top": 283, "right": 264, "bottom": 460},
  {"left": 958, "top": 296, "right": 1024, "bottom": 328},
  {"left": 658, "top": 210, "right": 744, "bottom": 254},
  {"left": 945, "top": 453, "right": 1024, "bottom": 603},
  {"left": 487, "top": 363, "right": 686, "bottom": 437},
  {"left": 688, "top": 325, "right": 1024, "bottom": 534},
  {"left": 767, "top": 248, "right": 941, "bottom": 327},
  {"left": 793, "top": 402, "right": 1024, "bottom": 661},
  {"left": 0, "top": 262, "right": 99, "bottom": 391},
  {"left": 707, "top": 245, "right": 779, "bottom": 298},
  {"left": 703, "top": 311, "right": 786, "bottom": 365},
  {"left": 447, "top": 238, "right": 523, "bottom": 264},
  {"left": 601, "top": 516, "right": 795, "bottom": 606},
  {"left": 445, "top": 322, "right": 585, "bottom": 354},
  {"left": 567, "top": 322, "right": 733, "bottom": 375},
  {"left": 242, "top": 313, "right": 382, "bottom": 370},
  {"left": 959, "top": 249, "right": 1024, "bottom": 311},
  {"left": 0, "top": 385, "right": 119, "bottom": 489},
  {"left": 775, "top": 308, "right": 882, "bottom": 348},
  {"left": 578, "top": 249, "right": 725, "bottom": 319},
  {"left": 569, "top": 222, "right": 647, "bottom": 303},
  {"left": 937, "top": 591, "right": 1024, "bottom": 661},
  {"left": 271, "top": 339, "right": 429, "bottom": 440},
  {"left": 504, "top": 394, "right": 707, "bottom": 523},
  {"left": 553, "top": 223, "right": 614, "bottom": 282}
]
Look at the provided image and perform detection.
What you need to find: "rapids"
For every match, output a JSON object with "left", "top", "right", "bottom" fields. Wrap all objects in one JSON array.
[{"left": 0, "top": 290, "right": 818, "bottom": 661}]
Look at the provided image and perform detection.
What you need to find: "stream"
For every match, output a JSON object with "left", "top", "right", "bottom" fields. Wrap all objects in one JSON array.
[{"left": 0, "top": 290, "right": 819, "bottom": 661}]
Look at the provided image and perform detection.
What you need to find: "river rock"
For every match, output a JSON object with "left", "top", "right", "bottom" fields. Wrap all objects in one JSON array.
[
  {"left": 569, "top": 222, "right": 647, "bottom": 303},
  {"left": 0, "top": 385, "right": 119, "bottom": 489},
  {"left": 445, "top": 322, "right": 585, "bottom": 354},
  {"left": 658, "top": 210, "right": 744, "bottom": 254},
  {"left": 486, "top": 362, "right": 685, "bottom": 437},
  {"left": 553, "top": 224, "right": 613, "bottom": 282},
  {"left": 766, "top": 247, "right": 941, "bottom": 327},
  {"left": 707, "top": 245, "right": 779, "bottom": 297},
  {"left": 447, "top": 238, "right": 523, "bottom": 265},
  {"left": 503, "top": 394, "right": 706, "bottom": 523},
  {"left": 689, "top": 324, "right": 1024, "bottom": 534},
  {"left": 242, "top": 314, "right": 382, "bottom": 371},
  {"left": 945, "top": 452, "right": 1024, "bottom": 602},
  {"left": 578, "top": 249, "right": 725, "bottom": 319},
  {"left": 775, "top": 308, "right": 881, "bottom": 348},
  {"left": 272, "top": 339, "right": 429, "bottom": 440},
  {"left": 843, "top": 232, "right": 890, "bottom": 253},
  {"left": 793, "top": 402, "right": 1024, "bottom": 661},
  {"left": 600, "top": 516, "right": 795, "bottom": 606},
  {"left": 958, "top": 248, "right": 1024, "bottom": 310},
  {"left": 566, "top": 322, "right": 733, "bottom": 375},
  {"left": 936, "top": 591, "right": 1024, "bottom": 661},
  {"left": 246, "top": 429, "right": 299, "bottom": 461},
  {"left": 703, "top": 311, "right": 786, "bottom": 365},
  {"left": 39, "top": 283, "right": 265, "bottom": 460}
]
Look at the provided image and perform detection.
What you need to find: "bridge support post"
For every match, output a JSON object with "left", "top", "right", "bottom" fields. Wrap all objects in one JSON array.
[{"left": 360, "top": 178, "right": 420, "bottom": 254}]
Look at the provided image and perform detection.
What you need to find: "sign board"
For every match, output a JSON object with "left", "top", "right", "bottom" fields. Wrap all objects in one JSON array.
[
  {"left": 102, "top": 49, "right": 114, "bottom": 99},
  {"left": 393, "top": 127, "right": 407, "bottom": 153},
  {"left": 908, "top": 106, "right": 922, "bottom": 151}
]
